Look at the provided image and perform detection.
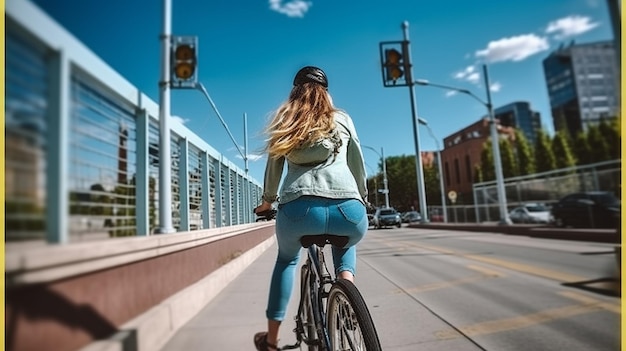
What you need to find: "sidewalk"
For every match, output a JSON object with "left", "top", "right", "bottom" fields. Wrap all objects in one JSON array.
[
  {"left": 159, "top": 241, "right": 292, "bottom": 350},
  {"left": 160, "top": 239, "right": 483, "bottom": 351}
]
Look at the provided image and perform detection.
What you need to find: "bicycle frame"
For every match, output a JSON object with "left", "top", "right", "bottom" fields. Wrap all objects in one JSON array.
[
  {"left": 307, "top": 244, "right": 334, "bottom": 349},
  {"left": 284, "top": 244, "right": 334, "bottom": 351}
]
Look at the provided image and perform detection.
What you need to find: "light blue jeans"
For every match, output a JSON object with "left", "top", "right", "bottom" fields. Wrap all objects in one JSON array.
[{"left": 266, "top": 196, "right": 368, "bottom": 321}]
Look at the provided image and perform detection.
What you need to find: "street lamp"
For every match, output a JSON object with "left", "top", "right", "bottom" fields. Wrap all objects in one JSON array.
[
  {"left": 364, "top": 163, "right": 380, "bottom": 207},
  {"left": 415, "top": 64, "right": 511, "bottom": 225},
  {"left": 417, "top": 118, "right": 448, "bottom": 223},
  {"left": 363, "top": 145, "right": 390, "bottom": 208}
]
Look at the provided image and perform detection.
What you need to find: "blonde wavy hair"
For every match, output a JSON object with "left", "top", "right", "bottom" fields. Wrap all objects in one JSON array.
[{"left": 264, "top": 82, "right": 337, "bottom": 158}]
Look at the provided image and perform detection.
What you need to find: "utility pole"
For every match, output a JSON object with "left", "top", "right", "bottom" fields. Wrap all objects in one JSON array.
[
  {"left": 157, "top": 0, "right": 175, "bottom": 233},
  {"left": 379, "top": 21, "right": 429, "bottom": 222}
]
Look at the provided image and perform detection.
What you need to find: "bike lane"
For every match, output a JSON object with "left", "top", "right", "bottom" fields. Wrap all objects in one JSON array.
[{"left": 160, "top": 237, "right": 484, "bottom": 350}]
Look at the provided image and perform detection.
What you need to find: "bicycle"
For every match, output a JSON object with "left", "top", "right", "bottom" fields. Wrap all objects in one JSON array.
[
  {"left": 256, "top": 209, "right": 277, "bottom": 222},
  {"left": 278, "top": 234, "right": 382, "bottom": 351}
]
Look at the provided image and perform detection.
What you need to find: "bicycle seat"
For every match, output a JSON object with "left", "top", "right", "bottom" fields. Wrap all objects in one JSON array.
[{"left": 300, "top": 235, "right": 349, "bottom": 248}]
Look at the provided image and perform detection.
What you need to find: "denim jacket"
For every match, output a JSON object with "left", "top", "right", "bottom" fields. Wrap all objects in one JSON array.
[{"left": 261, "top": 111, "right": 368, "bottom": 205}]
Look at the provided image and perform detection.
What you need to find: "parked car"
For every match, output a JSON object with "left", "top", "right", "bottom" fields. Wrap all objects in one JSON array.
[
  {"left": 508, "top": 203, "right": 551, "bottom": 224},
  {"left": 401, "top": 211, "right": 422, "bottom": 223},
  {"left": 551, "top": 191, "right": 620, "bottom": 228},
  {"left": 429, "top": 209, "right": 444, "bottom": 222},
  {"left": 372, "top": 207, "right": 402, "bottom": 229}
]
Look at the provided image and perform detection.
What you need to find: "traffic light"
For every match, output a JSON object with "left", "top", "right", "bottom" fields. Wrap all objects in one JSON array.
[
  {"left": 171, "top": 36, "right": 198, "bottom": 88},
  {"left": 379, "top": 41, "right": 409, "bottom": 87},
  {"left": 384, "top": 48, "right": 404, "bottom": 82}
]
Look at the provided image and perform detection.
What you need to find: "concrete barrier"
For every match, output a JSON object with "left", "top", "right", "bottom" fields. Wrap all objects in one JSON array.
[{"left": 5, "top": 223, "right": 276, "bottom": 351}]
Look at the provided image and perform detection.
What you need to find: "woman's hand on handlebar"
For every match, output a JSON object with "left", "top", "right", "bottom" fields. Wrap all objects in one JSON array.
[{"left": 254, "top": 201, "right": 273, "bottom": 215}]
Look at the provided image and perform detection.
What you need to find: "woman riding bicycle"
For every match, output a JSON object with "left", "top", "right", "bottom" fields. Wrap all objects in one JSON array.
[{"left": 253, "top": 66, "right": 369, "bottom": 351}]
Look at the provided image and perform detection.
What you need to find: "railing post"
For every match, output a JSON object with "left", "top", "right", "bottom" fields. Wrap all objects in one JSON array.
[{"left": 46, "top": 49, "right": 70, "bottom": 244}]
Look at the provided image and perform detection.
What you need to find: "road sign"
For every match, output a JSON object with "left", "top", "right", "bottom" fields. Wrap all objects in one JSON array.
[{"left": 448, "top": 190, "right": 457, "bottom": 204}]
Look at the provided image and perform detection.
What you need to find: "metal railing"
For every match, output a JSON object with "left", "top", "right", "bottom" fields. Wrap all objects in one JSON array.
[
  {"left": 5, "top": 0, "right": 262, "bottom": 243},
  {"left": 423, "top": 160, "right": 620, "bottom": 223}
]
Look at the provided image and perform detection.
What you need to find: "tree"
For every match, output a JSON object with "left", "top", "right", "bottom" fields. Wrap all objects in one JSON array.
[
  {"left": 423, "top": 162, "right": 442, "bottom": 206},
  {"left": 513, "top": 130, "right": 535, "bottom": 176},
  {"left": 499, "top": 138, "right": 518, "bottom": 178},
  {"left": 534, "top": 129, "right": 556, "bottom": 173},
  {"left": 572, "top": 131, "right": 592, "bottom": 166},
  {"left": 586, "top": 124, "right": 611, "bottom": 162},
  {"left": 474, "top": 164, "right": 483, "bottom": 183},
  {"left": 552, "top": 131, "right": 576, "bottom": 169},
  {"left": 598, "top": 117, "right": 620, "bottom": 160},
  {"left": 384, "top": 154, "right": 417, "bottom": 211},
  {"left": 480, "top": 139, "right": 495, "bottom": 181}
]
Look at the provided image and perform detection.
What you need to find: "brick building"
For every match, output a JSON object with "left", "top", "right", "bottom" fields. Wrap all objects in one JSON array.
[{"left": 440, "top": 118, "right": 514, "bottom": 204}]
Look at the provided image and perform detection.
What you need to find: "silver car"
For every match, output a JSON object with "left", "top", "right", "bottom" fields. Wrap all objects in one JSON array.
[
  {"left": 509, "top": 203, "right": 551, "bottom": 224},
  {"left": 373, "top": 208, "right": 402, "bottom": 229}
]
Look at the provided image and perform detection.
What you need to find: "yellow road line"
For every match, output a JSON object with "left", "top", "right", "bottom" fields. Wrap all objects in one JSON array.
[
  {"left": 435, "top": 302, "right": 606, "bottom": 339},
  {"left": 559, "top": 290, "right": 620, "bottom": 314},
  {"left": 466, "top": 264, "right": 503, "bottom": 278},
  {"left": 464, "top": 254, "right": 586, "bottom": 282},
  {"left": 395, "top": 265, "right": 505, "bottom": 294},
  {"left": 390, "top": 239, "right": 587, "bottom": 283}
]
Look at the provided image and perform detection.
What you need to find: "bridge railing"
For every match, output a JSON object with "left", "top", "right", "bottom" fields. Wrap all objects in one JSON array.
[{"left": 6, "top": 0, "right": 262, "bottom": 244}]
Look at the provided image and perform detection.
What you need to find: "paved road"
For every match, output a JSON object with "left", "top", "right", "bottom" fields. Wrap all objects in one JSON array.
[
  {"left": 160, "top": 231, "right": 483, "bottom": 350},
  {"left": 161, "top": 226, "right": 620, "bottom": 350}
]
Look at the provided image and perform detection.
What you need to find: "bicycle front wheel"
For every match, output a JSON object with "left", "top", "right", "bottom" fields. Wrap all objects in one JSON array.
[
  {"left": 326, "top": 279, "right": 382, "bottom": 351},
  {"left": 300, "top": 263, "right": 319, "bottom": 350}
]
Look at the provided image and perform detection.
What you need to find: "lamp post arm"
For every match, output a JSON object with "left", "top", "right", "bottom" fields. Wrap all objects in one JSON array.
[
  {"left": 196, "top": 82, "right": 247, "bottom": 161},
  {"left": 460, "top": 89, "right": 489, "bottom": 108},
  {"left": 417, "top": 119, "right": 448, "bottom": 223},
  {"left": 362, "top": 145, "right": 390, "bottom": 208},
  {"left": 415, "top": 80, "right": 489, "bottom": 107}
]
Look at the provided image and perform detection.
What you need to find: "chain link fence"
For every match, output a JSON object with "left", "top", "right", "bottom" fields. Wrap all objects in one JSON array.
[{"left": 425, "top": 160, "right": 620, "bottom": 223}]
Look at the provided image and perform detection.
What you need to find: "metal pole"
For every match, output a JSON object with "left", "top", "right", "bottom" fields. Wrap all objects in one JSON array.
[
  {"left": 244, "top": 112, "right": 249, "bottom": 222},
  {"left": 196, "top": 83, "right": 246, "bottom": 161},
  {"left": 157, "top": 0, "right": 175, "bottom": 233},
  {"left": 483, "top": 64, "right": 510, "bottom": 225},
  {"left": 381, "top": 147, "right": 390, "bottom": 208},
  {"left": 368, "top": 166, "right": 379, "bottom": 207},
  {"left": 363, "top": 145, "right": 389, "bottom": 208},
  {"left": 244, "top": 112, "right": 249, "bottom": 175},
  {"left": 403, "top": 21, "right": 429, "bottom": 223},
  {"left": 434, "top": 144, "right": 447, "bottom": 223},
  {"left": 419, "top": 119, "right": 448, "bottom": 223}
]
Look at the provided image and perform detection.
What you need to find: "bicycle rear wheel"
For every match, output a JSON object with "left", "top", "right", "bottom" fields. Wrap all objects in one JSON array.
[{"left": 326, "top": 279, "right": 382, "bottom": 351}]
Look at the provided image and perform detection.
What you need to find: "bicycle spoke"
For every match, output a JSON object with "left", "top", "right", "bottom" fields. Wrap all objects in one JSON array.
[{"left": 326, "top": 280, "right": 382, "bottom": 351}]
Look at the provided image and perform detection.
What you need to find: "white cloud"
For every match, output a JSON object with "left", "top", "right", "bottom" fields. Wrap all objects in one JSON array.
[
  {"left": 171, "top": 115, "right": 189, "bottom": 124},
  {"left": 475, "top": 34, "right": 549, "bottom": 63},
  {"left": 545, "top": 15, "right": 599, "bottom": 40},
  {"left": 453, "top": 65, "right": 481, "bottom": 84},
  {"left": 490, "top": 82, "right": 502, "bottom": 93},
  {"left": 445, "top": 90, "right": 458, "bottom": 98},
  {"left": 247, "top": 154, "right": 265, "bottom": 162},
  {"left": 269, "top": 0, "right": 312, "bottom": 18}
]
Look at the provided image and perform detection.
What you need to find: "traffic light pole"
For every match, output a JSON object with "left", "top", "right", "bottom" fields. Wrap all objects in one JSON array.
[
  {"left": 483, "top": 64, "right": 511, "bottom": 225},
  {"left": 402, "top": 21, "right": 429, "bottom": 223},
  {"left": 157, "top": 0, "right": 175, "bottom": 234}
]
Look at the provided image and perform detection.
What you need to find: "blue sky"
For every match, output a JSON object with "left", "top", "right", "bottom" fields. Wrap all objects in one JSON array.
[{"left": 31, "top": 0, "right": 616, "bottom": 182}]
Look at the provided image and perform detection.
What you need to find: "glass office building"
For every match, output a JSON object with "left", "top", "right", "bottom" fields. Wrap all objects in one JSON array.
[
  {"left": 493, "top": 101, "right": 542, "bottom": 145},
  {"left": 542, "top": 40, "right": 619, "bottom": 136}
]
